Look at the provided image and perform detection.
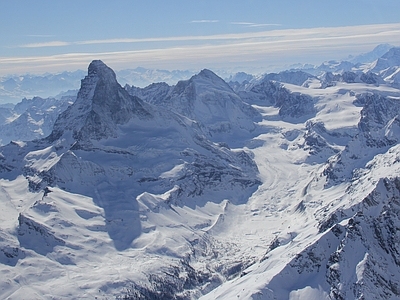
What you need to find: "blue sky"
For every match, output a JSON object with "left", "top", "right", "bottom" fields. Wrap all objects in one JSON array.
[{"left": 1, "top": 0, "right": 400, "bottom": 75}]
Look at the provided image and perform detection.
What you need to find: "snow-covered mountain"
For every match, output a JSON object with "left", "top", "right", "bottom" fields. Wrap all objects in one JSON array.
[
  {"left": 349, "top": 43, "right": 395, "bottom": 64},
  {"left": 1, "top": 47, "right": 400, "bottom": 299},
  {"left": 0, "top": 96, "right": 74, "bottom": 145},
  {"left": 0, "top": 61, "right": 260, "bottom": 298},
  {"left": 126, "top": 69, "right": 261, "bottom": 144}
]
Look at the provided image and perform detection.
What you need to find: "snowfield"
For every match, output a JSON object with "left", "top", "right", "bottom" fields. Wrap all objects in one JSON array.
[{"left": 1, "top": 46, "right": 400, "bottom": 299}]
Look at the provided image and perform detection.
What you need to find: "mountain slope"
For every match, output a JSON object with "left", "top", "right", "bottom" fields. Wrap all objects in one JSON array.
[
  {"left": 1, "top": 54, "right": 400, "bottom": 299},
  {"left": 0, "top": 61, "right": 260, "bottom": 300}
]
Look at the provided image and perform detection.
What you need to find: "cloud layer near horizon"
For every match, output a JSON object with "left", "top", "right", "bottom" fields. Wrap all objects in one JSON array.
[{"left": 1, "top": 23, "right": 400, "bottom": 75}]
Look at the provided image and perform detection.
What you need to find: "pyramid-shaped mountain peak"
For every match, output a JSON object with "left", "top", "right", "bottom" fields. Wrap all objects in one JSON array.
[
  {"left": 198, "top": 68, "right": 219, "bottom": 78},
  {"left": 49, "top": 60, "right": 151, "bottom": 142},
  {"left": 194, "top": 69, "right": 227, "bottom": 85},
  {"left": 87, "top": 60, "right": 117, "bottom": 83},
  {"left": 82, "top": 60, "right": 120, "bottom": 100}
]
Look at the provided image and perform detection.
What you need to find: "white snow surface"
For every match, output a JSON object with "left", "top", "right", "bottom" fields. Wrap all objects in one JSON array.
[{"left": 1, "top": 59, "right": 400, "bottom": 299}]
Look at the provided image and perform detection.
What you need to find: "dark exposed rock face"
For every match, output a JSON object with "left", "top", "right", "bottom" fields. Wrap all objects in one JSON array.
[{"left": 324, "top": 178, "right": 400, "bottom": 299}]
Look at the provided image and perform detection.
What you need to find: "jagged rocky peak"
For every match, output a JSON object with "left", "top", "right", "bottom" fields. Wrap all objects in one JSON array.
[
  {"left": 82, "top": 59, "right": 144, "bottom": 117},
  {"left": 50, "top": 60, "right": 151, "bottom": 142},
  {"left": 74, "top": 60, "right": 119, "bottom": 107}
]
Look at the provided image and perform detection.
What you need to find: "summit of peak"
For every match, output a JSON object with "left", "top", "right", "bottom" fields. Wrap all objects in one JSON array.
[
  {"left": 89, "top": 59, "right": 106, "bottom": 67},
  {"left": 198, "top": 68, "right": 216, "bottom": 76},
  {"left": 191, "top": 69, "right": 229, "bottom": 88},
  {"left": 197, "top": 69, "right": 221, "bottom": 80},
  {"left": 87, "top": 60, "right": 117, "bottom": 82}
]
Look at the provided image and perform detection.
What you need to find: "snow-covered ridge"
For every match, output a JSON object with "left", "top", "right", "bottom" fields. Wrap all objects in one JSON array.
[
  {"left": 0, "top": 45, "right": 400, "bottom": 299},
  {"left": 0, "top": 96, "right": 74, "bottom": 146}
]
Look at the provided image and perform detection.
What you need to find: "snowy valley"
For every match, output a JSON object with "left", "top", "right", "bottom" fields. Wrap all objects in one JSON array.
[{"left": 1, "top": 45, "right": 400, "bottom": 299}]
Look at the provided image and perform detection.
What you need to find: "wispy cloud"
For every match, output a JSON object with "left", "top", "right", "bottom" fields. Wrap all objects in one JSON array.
[
  {"left": 20, "top": 30, "right": 280, "bottom": 48},
  {"left": 191, "top": 20, "right": 219, "bottom": 23},
  {"left": 22, "top": 41, "right": 71, "bottom": 48},
  {"left": 230, "top": 22, "right": 254, "bottom": 26},
  {"left": 20, "top": 23, "right": 399, "bottom": 50},
  {"left": 4, "top": 23, "right": 400, "bottom": 75},
  {"left": 231, "top": 22, "right": 281, "bottom": 27}
]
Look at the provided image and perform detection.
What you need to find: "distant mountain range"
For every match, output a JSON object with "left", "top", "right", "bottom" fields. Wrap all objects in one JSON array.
[
  {"left": 0, "top": 44, "right": 397, "bottom": 104},
  {"left": 0, "top": 68, "right": 196, "bottom": 104}
]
